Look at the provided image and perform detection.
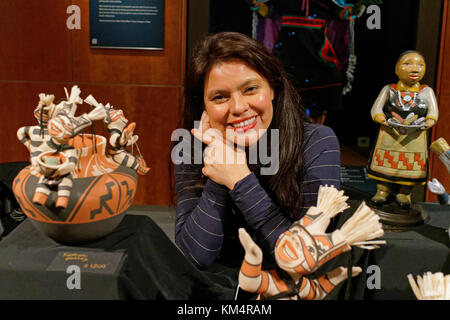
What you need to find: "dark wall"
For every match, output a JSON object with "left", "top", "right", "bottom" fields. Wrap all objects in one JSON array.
[
  {"left": 0, "top": 0, "right": 187, "bottom": 205},
  {"left": 328, "top": 0, "right": 421, "bottom": 145},
  {"left": 207, "top": 0, "right": 441, "bottom": 147},
  {"left": 210, "top": 0, "right": 253, "bottom": 35}
]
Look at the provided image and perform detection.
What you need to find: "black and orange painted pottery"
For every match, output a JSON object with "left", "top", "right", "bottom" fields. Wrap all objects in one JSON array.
[{"left": 13, "top": 134, "right": 137, "bottom": 244}]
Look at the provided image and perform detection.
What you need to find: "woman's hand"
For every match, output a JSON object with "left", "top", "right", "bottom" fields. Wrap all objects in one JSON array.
[{"left": 192, "top": 111, "right": 251, "bottom": 190}]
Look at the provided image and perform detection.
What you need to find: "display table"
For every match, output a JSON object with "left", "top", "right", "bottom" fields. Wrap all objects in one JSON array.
[
  {"left": 0, "top": 204, "right": 448, "bottom": 300},
  {"left": 367, "top": 202, "right": 449, "bottom": 299},
  {"left": 0, "top": 213, "right": 237, "bottom": 300},
  {"left": 325, "top": 202, "right": 450, "bottom": 300}
]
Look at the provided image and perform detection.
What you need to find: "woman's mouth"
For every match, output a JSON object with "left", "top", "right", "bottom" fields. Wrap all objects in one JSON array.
[
  {"left": 408, "top": 74, "right": 419, "bottom": 80},
  {"left": 229, "top": 115, "right": 258, "bottom": 132}
]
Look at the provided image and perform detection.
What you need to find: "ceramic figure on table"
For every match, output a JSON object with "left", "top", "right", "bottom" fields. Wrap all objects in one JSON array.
[
  {"left": 427, "top": 178, "right": 449, "bottom": 206},
  {"left": 367, "top": 51, "right": 438, "bottom": 213},
  {"left": 238, "top": 185, "right": 385, "bottom": 300},
  {"left": 427, "top": 138, "right": 450, "bottom": 239},
  {"left": 407, "top": 272, "right": 450, "bottom": 300},
  {"left": 17, "top": 86, "right": 104, "bottom": 209},
  {"left": 84, "top": 95, "right": 149, "bottom": 175},
  {"left": 428, "top": 138, "right": 450, "bottom": 206},
  {"left": 13, "top": 86, "right": 148, "bottom": 244},
  {"left": 46, "top": 86, "right": 106, "bottom": 142},
  {"left": 430, "top": 138, "right": 450, "bottom": 174}
]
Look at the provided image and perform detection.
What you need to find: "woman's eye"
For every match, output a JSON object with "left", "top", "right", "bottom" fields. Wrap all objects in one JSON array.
[
  {"left": 245, "top": 86, "right": 258, "bottom": 93},
  {"left": 212, "top": 95, "right": 224, "bottom": 101}
]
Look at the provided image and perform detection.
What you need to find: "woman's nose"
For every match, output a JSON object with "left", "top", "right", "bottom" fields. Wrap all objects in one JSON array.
[{"left": 229, "top": 94, "right": 249, "bottom": 115}]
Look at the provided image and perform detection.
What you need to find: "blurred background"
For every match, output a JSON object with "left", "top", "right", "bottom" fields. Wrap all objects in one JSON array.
[{"left": 0, "top": 0, "right": 449, "bottom": 206}]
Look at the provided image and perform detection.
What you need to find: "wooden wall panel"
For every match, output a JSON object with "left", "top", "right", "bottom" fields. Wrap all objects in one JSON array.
[
  {"left": 427, "top": 0, "right": 450, "bottom": 202},
  {"left": 0, "top": 0, "right": 72, "bottom": 82},
  {"left": 435, "top": 1, "right": 450, "bottom": 97},
  {"left": 0, "top": 0, "right": 187, "bottom": 205},
  {"left": 73, "top": 84, "right": 182, "bottom": 205},
  {"left": 0, "top": 83, "right": 68, "bottom": 163},
  {"left": 427, "top": 94, "right": 450, "bottom": 202},
  {"left": 72, "top": 0, "right": 184, "bottom": 85}
]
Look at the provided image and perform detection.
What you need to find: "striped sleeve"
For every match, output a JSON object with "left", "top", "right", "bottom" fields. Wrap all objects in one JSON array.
[
  {"left": 229, "top": 173, "right": 292, "bottom": 255},
  {"left": 174, "top": 124, "right": 341, "bottom": 266},
  {"left": 299, "top": 124, "right": 341, "bottom": 216},
  {"left": 228, "top": 124, "right": 341, "bottom": 254},
  {"left": 174, "top": 163, "right": 230, "bottom": 269}
]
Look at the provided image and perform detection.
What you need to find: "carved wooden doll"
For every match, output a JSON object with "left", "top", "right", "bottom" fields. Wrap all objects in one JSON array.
[{"left": 367, "top": 51, "right": 438, "bottom": 208}]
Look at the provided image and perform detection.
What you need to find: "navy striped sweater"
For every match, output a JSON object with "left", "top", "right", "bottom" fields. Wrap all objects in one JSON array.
[{"left": 174, "top": 123, "right": 341, "bottom": 269}]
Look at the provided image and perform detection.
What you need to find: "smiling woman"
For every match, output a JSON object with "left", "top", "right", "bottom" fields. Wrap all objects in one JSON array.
[
  {"left": 203, "top": 59, "right": 274, "bottom": 147},
  {"left": 174, "top": 32, "right": 342, "bottom": 270}
]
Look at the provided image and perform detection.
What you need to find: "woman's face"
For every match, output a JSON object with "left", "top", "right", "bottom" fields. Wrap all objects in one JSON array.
[
  {"left": 203, "top": 59, "right": 274, "bottom": 146},
  {"left": 395, "top": 53, "right": 426, "bottom": 87}
]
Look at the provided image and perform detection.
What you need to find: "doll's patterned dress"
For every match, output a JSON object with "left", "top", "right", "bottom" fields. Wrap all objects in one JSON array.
[{"left": 367, "top": 83, "right": 435, "bottom": 185}]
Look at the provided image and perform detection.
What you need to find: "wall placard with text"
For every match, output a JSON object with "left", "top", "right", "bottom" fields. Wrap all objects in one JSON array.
[{"left": 89, "top": 0, "right": 164, "bottom": 50}]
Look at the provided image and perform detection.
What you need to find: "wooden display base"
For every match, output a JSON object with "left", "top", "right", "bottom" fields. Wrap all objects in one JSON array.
[{"left": 367, "top": 198, "right": 429, "bottom": 231}]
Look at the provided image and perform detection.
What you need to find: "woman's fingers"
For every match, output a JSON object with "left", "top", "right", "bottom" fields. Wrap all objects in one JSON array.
[
  {"left": 191, "top": 127, "right": 202, "bottom": 141},
  {"left": 191, "top": 128, "right": 212, "bottom": 145},
  {"left": 204, "top": 145, "right": 219, "bottom": 164},
  {"left": 192, "top": 125, "right": 225, "bottom": 145},
  {"left": 201, "top": 166, "right": 210, "bottom": 177},
  {"left": 200, "top": 111, "right": 212, "bottom": 132}
]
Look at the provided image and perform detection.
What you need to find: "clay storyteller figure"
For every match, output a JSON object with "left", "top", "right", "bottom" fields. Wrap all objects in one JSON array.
[
  {"left": 17, "top": 86, "right": 105, "bottom": 209},
  {"left": 238, "top": 185, "right": 385, "bottom": 300},
  {"left": 367, "top": 51, "right": 438, "bottom": 217},
  {"left": 13, "top": 85, "right": 149, "bottom": 244}
]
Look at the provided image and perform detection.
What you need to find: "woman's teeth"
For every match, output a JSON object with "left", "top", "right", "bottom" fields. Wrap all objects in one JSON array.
[{"left": 232, "top": 116, "right": 256, "bottom": 128}]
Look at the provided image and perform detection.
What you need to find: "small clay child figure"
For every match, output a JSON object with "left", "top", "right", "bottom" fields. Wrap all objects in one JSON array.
[
  {"left": 84, "top": 95, "right": 150, "bottom": 175},
  {"left": 238, "top": 186, "right": 385, "bottom": 300},
  {"left": 367, "top": 51, "right": 438, "bottom": 208}
]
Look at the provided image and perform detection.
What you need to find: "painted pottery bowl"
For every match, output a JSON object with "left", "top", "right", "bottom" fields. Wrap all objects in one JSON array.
[{"left": 13, "top": 134, "right": 137, "bottom": 244}]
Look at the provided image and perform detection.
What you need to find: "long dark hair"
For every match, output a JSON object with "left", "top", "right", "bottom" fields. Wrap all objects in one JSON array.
[{"left": 182, "top": 32, "right": 310, "bottom": 220}]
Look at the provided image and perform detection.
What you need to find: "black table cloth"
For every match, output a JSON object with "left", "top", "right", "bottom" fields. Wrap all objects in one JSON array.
[
  {"left": 322, "top": 202, "right": 450, "bottom": 300},
  {"left": 0, "top": 203, "right": 448, "bottom": 300},
  {"left": 0, "top": 214, "right": 237, "bottom": 300}
]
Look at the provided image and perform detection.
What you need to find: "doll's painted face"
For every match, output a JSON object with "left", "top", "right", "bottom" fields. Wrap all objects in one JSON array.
[
  {"left": 395, "top": 52, "right": 426, "bottom": 87},
  {"left": 203, "top": 59, "right": 274, "bottom": 146},
  {"left": 275, "top": 223, "right": 317, "bottom": 275}
]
